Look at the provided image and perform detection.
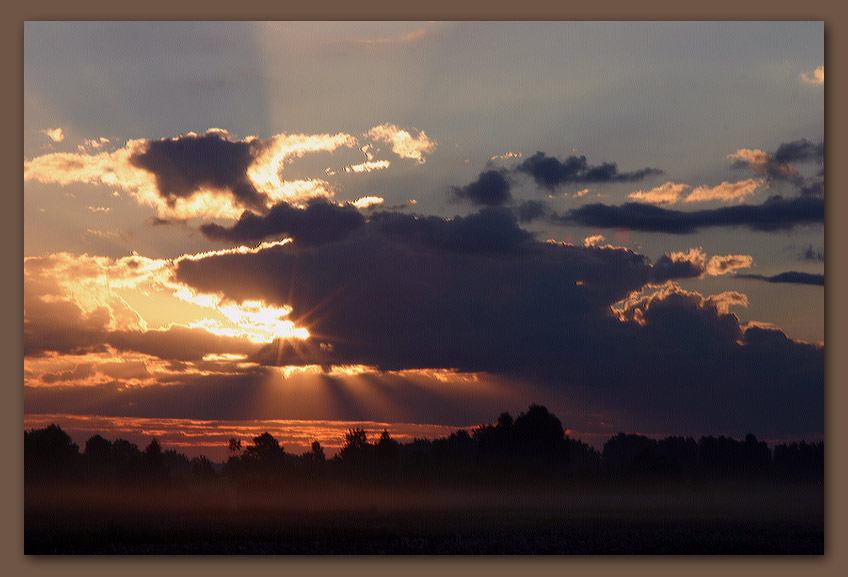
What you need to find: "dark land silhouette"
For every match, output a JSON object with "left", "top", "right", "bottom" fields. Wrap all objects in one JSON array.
[{"left": 24, "top": 405, "right": 824, "bottom": 554}]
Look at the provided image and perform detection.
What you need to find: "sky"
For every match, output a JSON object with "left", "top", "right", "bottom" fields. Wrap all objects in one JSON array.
[{"left": 23, "top": 22, "right": 824, "bottom": 457}]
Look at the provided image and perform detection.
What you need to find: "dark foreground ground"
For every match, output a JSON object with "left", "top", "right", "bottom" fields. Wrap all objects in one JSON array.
[{"left": 25, "top": 483, "right": 823, "bottom": 554}]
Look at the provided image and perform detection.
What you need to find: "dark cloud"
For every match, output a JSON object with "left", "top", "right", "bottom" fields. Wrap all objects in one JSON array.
[
  {"left": 369, "top": 207, "right": 536, "bottom": 254},
  {"left": 799, "top": 178, "right": 824, "bottom": 197},
  {"left": 650, "top": 254, "right": 705, "bottom": 283},
  {"left": 41, "top": 363, "right": 96, "bottom": 384},
  {"left": 731, "top": 139, "right": 823, "bottom": 184},
  {"left": 129, "top": 131, "right": 266, "bottom": 211},
  {"left": 200, "top": 199, "right": 366, "bottom": 245},
  {"left": 176, "top": 210, "right": 654, "bottom": 373},
  {"left": 798, "top": 244, "right": 824, "bottom": 263},
  {"left": 515, "top": 152, "right": 662, "bottom": 190},
  {"left": 564, "top": 195, "right": 823, "bottom": 234},
  {"left": 172, "top": 208, "right": 822, "bottom": 437},
  {"left": 24, "top": 295, "right": 112, "bottom": 357},
  {"left": 515, "top": 200, "right": 552, "bottom": 223},
  {"left": 736, "top": 272, "right": 824, "bottom": 286},
  {"left": 450, "top": 169, "right": 512, "bottom": 206},
  {"left": 773, "top": 139, "right": 824, "bottom": 165}
]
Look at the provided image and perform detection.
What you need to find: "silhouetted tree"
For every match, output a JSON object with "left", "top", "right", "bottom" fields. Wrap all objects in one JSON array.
[
  {"left": 110, "top": 439, "right": 145, "bottom": 481},
  {"left": 191, "top": 455, "right": 218, "bottom": 482},
  {"left": 303, "top": 440, "right": 325, "bottom": 463},
  {"left": 24, "top": 424, "right": 81, "bottom": 481},
  {"left": 144, "top": 438, "right": 168, "bottom": 481}
]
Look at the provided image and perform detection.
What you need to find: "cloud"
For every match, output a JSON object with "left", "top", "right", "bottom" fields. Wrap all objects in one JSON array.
[
  {"left": 728, "top": 139, "right": 823, "bottom": 183},
  {"left": 199, "top": 199, "right": 366, "bottom": 245},
  {"left": 42, "top": 128, "right": 64, "bottom": 142},
  {"left": 25, "top": 129, "right": 358, "bottom": 220},
  {"left": 684, "top": 179, "right": 765, "bottom": 204},
  {"left": 705, "top": 254, "right": 754, "bottom": 276},
  {"left": 41, "top": 363, "right": 96, "bottom": 384},
  {"left": 629, "top": 180, "right": 765, "bottom": 206},
  {"left": 515, "top": 200, "right": 552, "bottom": 223},
  {"left": 450, "top": 169, "right": 512, "bottom": 206},
  {"left": 24, "top": 202, "right": 821, "bottom": 437},
  {"left": 170, "top": 220, "right": 821, "bottom": 437},
  {"left": 628, "top": 182, "right": 690, "bottom": 205},
  {"left": 736, "top": 272, "right": 824, "bottom": 286},
  {"left": 490, "top": 151, "right": 523, "bottom": 161},
  {"left": 583, "top": 235, "right": 605, "bottom": 247},
  {"left": 800, "top": 65, "right": 824, "bottom": 86},
  {"left": 330, "top": 27, "right": 430, "bottom": 48},
  {"left": 128, "top": 130, "right": 268, "bottom": 211},
  {"left": 23, "top": 246, "right": 309, "bottom": 365},
  {"left": 798, "top": 244, "right": 824, "bottom": 263},
  {"left": 78, "top": 137, "right": 110, "bottom": 151},
  {"left": 564, "top": 195, "right": 823, "bottom": 234},
  {"left": 515, "top": 152, "right": 663, "bottom": 190},
  {"left": 649, "top": 249, "right": 751, "bottom": 282},
  {"left": 344, "top": 160, "right": 391, "bottom": 173},
  {"left": 366, "top": 123, "right": 436, "bottom": 163},
  {"left": 352, "top": 196, "right": 385, "bottom": 209}
]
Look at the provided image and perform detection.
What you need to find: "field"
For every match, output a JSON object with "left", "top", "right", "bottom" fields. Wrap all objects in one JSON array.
[{"left": 25, "top": 483, "right": 824, "bottom": 554}]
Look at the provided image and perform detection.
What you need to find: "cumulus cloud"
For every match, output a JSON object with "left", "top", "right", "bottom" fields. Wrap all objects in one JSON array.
[
  {"left": 800, "top": 65, "right": 824, "bottom": 85},
  {"left": 564, "top": 195, "right": 823, "bottom": 234},
  {"left": 583, "top": 235, "right": 606, "bottom": 247},
  {"left": 169, "top": 218, "right": 822, "bottom": 437},
  {"left": 450, "top": 169, "right": 512, "bottom": 206},
  {"left": 24, "top": 200, "right": 822, "bottom": 437},
  {"left": 25, "top": 129, "right": 357, "bottom": 219},
  {"left": 515, "top": 151, "right": 663, "bottom": 190},
  {"left": 366, "top": 123, "right": 436, "bottom": 163}
]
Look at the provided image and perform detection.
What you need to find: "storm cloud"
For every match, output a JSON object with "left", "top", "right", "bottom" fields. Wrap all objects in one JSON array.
[
  {"left": 564, "top": 195, "right": 823, "bottom": 234},
  {"left": 171, "top": 207, "right": 822, "bottom": 436}
]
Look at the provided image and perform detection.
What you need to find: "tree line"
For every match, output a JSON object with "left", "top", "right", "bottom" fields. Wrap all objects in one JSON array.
[{"left": 24, "top": 404, "right": 824, "bottom": 488}]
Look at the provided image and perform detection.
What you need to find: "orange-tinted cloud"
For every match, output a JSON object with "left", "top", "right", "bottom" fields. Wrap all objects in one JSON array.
[
  {"left": 800, "top": 65, "right": 824, "bottom": 86},
  {"left": 25, "top": 129, "right": 356, "bottom": 220},
  {"left": 684, "top": 179, "right": 765, "bottom": 203},
  {"left": 42, "top": 127, "right": 64, "bottom": 142},
  {"left": 366, "top": 123, "right": 436, "bottom": 164},
  {"left": 628, "top": 182, "right": 690, "bottom": 205}
]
